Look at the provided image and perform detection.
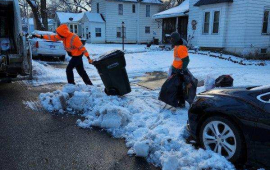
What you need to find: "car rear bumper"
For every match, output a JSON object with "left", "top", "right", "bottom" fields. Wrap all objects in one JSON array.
[{"left": 33, "top": 53, "right": 65, "bottom": 57}]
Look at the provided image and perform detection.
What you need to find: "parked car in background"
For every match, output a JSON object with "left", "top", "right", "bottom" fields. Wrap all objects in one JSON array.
[
  {"left": 187, "top": 85, "right": 270, "bottom": 168},
  {"left": 30, "top": 30, "right": 66, "bottom": 61}
]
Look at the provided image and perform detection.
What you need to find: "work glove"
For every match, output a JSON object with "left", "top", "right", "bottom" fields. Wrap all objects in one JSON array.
[
  {"left": 87, "top": 57, "right": 93, "bottom": 64},
  {"left": 32, "top": 34, "right": 43, "bottom": 39}
]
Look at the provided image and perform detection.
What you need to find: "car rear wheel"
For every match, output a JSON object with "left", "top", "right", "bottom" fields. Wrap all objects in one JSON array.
[{"left": 199, "top": 116, "right": 245, "bottom": 163}]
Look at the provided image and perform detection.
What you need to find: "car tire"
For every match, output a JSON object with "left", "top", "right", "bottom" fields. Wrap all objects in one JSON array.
[{"left": 199, "top": 116, "right": 245, "bottom": 163}]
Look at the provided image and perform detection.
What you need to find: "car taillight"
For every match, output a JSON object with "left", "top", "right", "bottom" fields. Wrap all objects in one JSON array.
[{"left": 35, "top": 41, "right": 39, "bottom": 48}]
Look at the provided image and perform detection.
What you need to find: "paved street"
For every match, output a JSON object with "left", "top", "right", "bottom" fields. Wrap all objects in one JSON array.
[{"left": 0, "top": 82, "right": 159, "bottom": 170}]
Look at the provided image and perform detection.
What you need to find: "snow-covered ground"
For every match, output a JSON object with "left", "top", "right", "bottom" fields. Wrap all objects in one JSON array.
[
  {"left": 28, "top": 44, "right": 270, "bottom": 170},
  {"left": 28, "top": 43, "right": 270, "bottom": 87}
]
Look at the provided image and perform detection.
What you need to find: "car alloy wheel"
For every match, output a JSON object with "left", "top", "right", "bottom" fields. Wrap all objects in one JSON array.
[{"left": 202, "top": 120, "right": 237, "bottom": 159}]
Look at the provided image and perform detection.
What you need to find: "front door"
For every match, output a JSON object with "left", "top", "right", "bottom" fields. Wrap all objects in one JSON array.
[
  {"left": 177, "top": 16, "right": 188, "bottom": 41},
  {"left": 162, "top": 18, "right": 176, "bottom": 44}
]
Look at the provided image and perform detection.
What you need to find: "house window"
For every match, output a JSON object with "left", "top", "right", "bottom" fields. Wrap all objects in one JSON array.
[
  {"left": 86, "top": 27, "right": 89, "bottom": 39},
  {"left": 146, "top": 5, "right": 150, "bottom": 17},
  {"left": 203, "top": 12, "right": 210, "bottom": 34},
  {"left": 69, "top": 25, "right": 73, "bottom": 33},
  {"left": 118, "top": 4, "right": 123, "bottom": 15},
  {"left": 262, "top": 10, "right": 269, "bottom": 34},
  {"left": 213, "top": 11, "right": 220, "bottom": 34},
  {"left": 95, "top": 28, "right": 101, "bottom": 37},
  {"left": 145, "top": 27, "right": 150, "bottom": 34},
  {"left": 132, "top": 4, "right": 136, "bottom": 13},
  {"left": 74, "top": 25, "right": 78, "bottom": 34},
  {"left": 97, "top": 3, "right": 100, "bottom": 13},
  {"left": 117, "top": 27, "right": 126, "bottom": 38},
  {"left": 69, "top": 24, "right": 78, "bottom": 34}
]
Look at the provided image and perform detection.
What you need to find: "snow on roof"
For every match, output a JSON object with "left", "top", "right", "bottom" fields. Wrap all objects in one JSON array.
[
  {"left": 153, "top": 0, "right": 189, "bottom": 19},
  {"left": 141, "top": 0, "right": 162, "bottom": 4},
  {"left": 56, "top": 12, "right": 84, "bottom": 24},
  {"left": 84, "top": 12, "right": 105, "bottom": 23},
  {"left": 108, "top": 0, "right": 162, "bottom": 4},
  {"left": 194, "top": 0, "right": 233, "bottom": 6}
]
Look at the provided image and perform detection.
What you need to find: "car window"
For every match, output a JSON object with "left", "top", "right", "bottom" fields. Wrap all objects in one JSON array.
[{"left": 257, "top": 92, "right": 270, "bottom": 103}]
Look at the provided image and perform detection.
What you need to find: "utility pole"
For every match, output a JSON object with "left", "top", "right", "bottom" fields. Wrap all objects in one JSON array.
[{"left": 122, "top": 21, "right": 125, "bottom": 51}]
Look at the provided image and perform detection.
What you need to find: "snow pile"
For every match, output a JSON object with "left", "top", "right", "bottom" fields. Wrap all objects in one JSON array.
[
  {"left": 28, "top": 61, "right": 67, "bottom": 86},
  {"left": 39, "top": 84, "right": 235, "bottom": 170}
]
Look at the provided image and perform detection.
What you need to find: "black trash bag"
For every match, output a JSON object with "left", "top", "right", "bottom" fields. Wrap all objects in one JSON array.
[
  {"left": 183, "top": 69, "right": 198, "bottom": 105},
  {"left": 215, "top": 75, "right": 234, "bottom": 87},
  {"left": 159, "top": 74, "right": 180, "bottom": 107}
]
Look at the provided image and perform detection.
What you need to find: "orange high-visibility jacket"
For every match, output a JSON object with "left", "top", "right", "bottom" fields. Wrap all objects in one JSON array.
[
  {"left": 42, "top": 24, "right": 90, "bottom": 57},
  {"left": 173, "top": 45, "right": 188, "bottom": 69}
]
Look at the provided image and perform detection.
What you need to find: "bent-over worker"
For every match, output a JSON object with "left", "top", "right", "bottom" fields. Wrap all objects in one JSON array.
[{"left": 33, "top": 24, "right": 93, "bottom": 85}]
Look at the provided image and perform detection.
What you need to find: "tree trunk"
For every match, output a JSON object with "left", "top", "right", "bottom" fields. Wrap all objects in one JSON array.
[
  {"left": 41, "top": 0, "right": 48, "bottom": 30},
  {"left": 26, "top": 0, "right": 45, "bottom": 31}
]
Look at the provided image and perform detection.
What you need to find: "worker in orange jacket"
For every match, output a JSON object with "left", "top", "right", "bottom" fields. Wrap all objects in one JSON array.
[
  {"left": 170, "top": 32, "right": 190, "bottom": 108},
  {"left": 33, "top": 24, "right": 93, "bottom": 85}
]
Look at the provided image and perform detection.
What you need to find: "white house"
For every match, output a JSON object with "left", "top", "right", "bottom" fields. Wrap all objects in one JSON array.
[
  {"left": 91, "top": 0, "right": 163, "bottom": 44},
  {"left": 153, "top": 0, "right": 189, "bottom": 43},
  {"left": 188, "top": 0, "right": 270, "bottom": 57},
  {"left": 55, "top": 12, "right": 84, "bottom": 36},
  {"left": 80, "top": 12, "right": 106, "bottom": 43}
]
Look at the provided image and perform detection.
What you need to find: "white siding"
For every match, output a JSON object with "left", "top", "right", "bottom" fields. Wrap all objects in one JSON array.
[
  {"left": 188, "top": 0, "right": 231, "bottom": 48},
  {"left": 80, "top": 16, "right": 105, "bottom": 44},
  {"left": 188, "top": 0, "right": 270, "bottom": 56},
  {"left": 225, "top": 0, "right": 248, "bottom": 49},
  {"left": 91, "top": 0, "right": 162, "bottom": 44},
  {"left": 92, "top": 0, "right": 106, "bottom": 17},
  {"left": 90, "top": 23, "right": 106, "bottom": 44},
  {"left": 139, "top": 3, "right": 162, "bottom": 43},
  {"left": 243, "top": 0, "right": 270, "bottom": 55},
  {"left": 105, "top": 1, "right": 138, "bottom": 43}
]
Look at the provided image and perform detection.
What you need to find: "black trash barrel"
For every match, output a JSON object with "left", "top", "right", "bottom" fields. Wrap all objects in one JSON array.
[{"left": 93, "top": 50, "right": 131, "bottom": 96}]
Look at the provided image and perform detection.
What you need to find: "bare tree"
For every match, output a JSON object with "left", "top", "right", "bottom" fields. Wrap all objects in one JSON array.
[
  {"left": 161, "top": 0, "right": 185, "bottom": 10},
  {"left": 25, "top": 0, "right": 45, "bottom": 30},
  {"left": 40, "top": 0, "right": 48, "bottom": 30},
  {"left": 20, "top": 0, "right": 92, "bottom": 30},
  {"left": 58, "top": 0, "right": 91, "bottom": 12}
]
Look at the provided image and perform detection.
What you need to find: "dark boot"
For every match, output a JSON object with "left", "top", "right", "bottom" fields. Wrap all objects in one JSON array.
[{"left": 66, "top": 57, "right": 76, "bottom": 84}]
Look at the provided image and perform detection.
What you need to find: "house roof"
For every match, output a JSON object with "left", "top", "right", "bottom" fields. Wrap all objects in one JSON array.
[
  {"left": 56, "top": 12, "right": 84, "bottom": 24},
  {"left": 194, "top": 0, "right": 233, "bottom": 6},
  {"left": 84, "top": 12, "right": 105, "bottom": 23},
  {"left": 153, "top": 0, "right": 189, "bottom": 19},
  {"left": 107, "top": 0, "right": 163, "bottom": 4}
]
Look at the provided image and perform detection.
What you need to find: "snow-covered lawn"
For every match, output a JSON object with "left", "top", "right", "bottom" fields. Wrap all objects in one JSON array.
[{"left": 29, "top": 44, "right": 270, "bottom": 170}]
